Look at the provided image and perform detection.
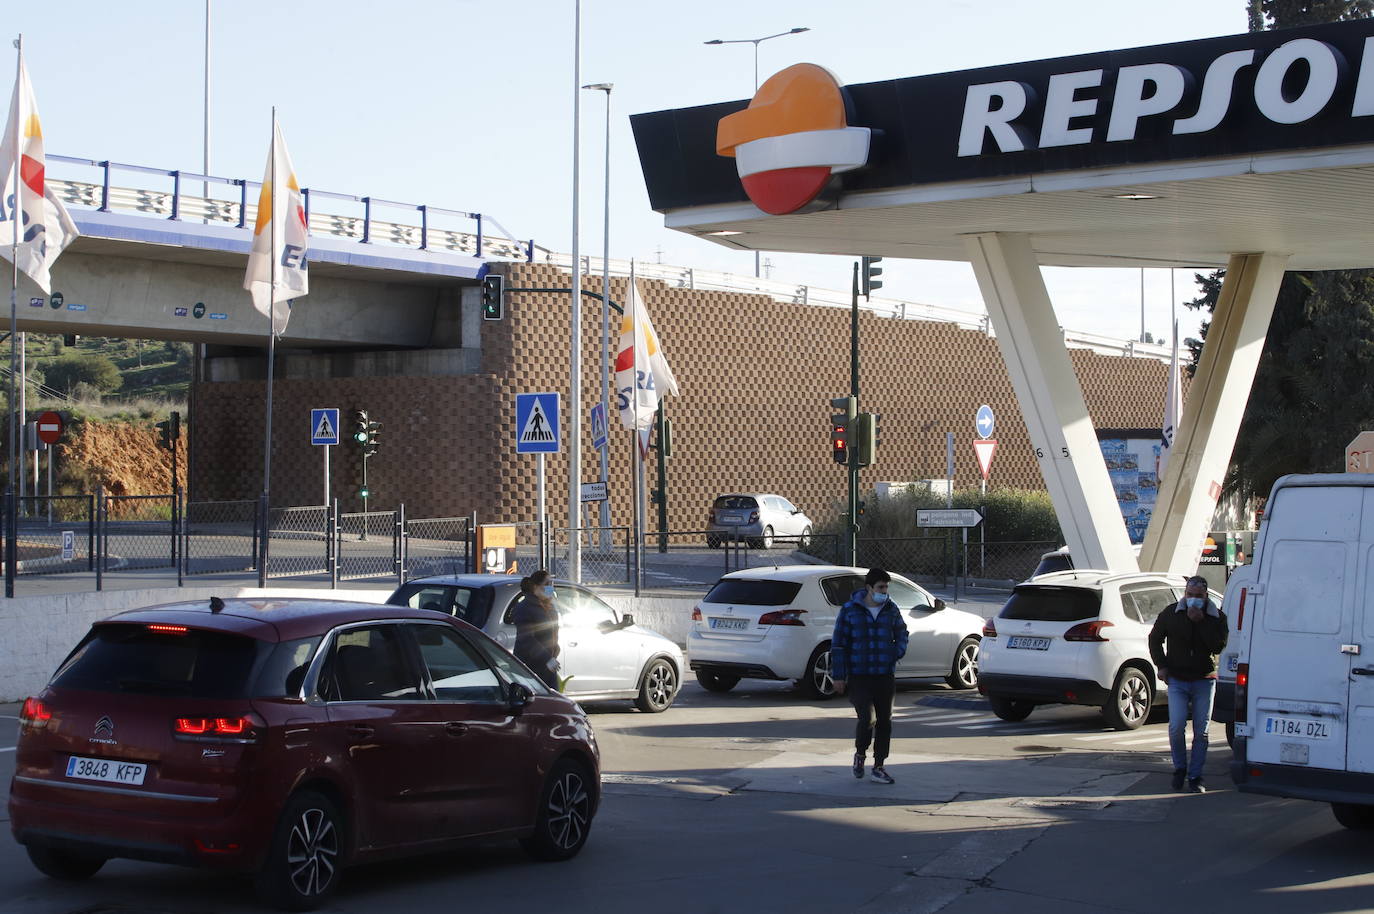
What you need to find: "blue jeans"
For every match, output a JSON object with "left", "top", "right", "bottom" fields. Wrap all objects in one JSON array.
[{"left": 1167, "top": 677, "right": 1216, "bottom": 779}]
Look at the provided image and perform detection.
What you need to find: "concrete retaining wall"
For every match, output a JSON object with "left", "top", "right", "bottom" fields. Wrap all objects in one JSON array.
[{"left": 0, "top": 587, "right": 698, "bottom": 702}]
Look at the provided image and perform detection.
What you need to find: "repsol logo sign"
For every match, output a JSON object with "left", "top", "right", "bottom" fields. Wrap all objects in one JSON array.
[{"left": 958, "top": 35, "right": 1374, "bottom": 157}]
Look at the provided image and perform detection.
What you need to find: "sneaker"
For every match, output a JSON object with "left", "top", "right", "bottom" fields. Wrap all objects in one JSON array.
[
  {"left": 852, "top": 753, "right": 865, "bottom": 779},
  {"left": 870, "top": 766, "right": 895, "bottom": 785},
  {"left": 1171, "top": 769, "right": 1186, "bottom": 791},
  {"left": 1187, "top": 777, "right": 1206, "bottom": 794}
]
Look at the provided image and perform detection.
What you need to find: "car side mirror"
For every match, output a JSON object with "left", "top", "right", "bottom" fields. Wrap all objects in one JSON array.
[
  {"left": 933, "top": 598, "right": 946, "bottom": 611},
  {"left": 620, "top": 613, "right": 635, "bottom": 627},
  {"left": 507, "top": 682, "right": 533, "bottom": 712}
]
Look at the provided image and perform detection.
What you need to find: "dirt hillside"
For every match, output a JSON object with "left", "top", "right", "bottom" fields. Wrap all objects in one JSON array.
[{"left": 56, "top": 420, "right": 184, "bottom": 496}]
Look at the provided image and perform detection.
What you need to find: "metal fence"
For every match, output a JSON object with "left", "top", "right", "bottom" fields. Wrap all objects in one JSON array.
[
  {"left": 550, "top": 527, "right": 632, "bottom": 585},
  {"left": 184, "top": 499, "right": 257, "bottom": 576},
  {"left": 13, "top": 495, "right": 95, "bottom": 576},
  {"left": 338, "top": 509, "right": 400, "bottom": 581},
  {"left": 960, "top": 539, "right": 1060, "bottom": 591},
  {"left": 102, "top": 494, "right": 176, "bottom": 572},
  {"left": 265, "top": 505, "right": 331, "bottom": 579},
  {"left": 853, "top": 536, "right": 954, "bottom": 588},
  {"left": 404, "top": 516, "right": 471, "bottom": 578}
]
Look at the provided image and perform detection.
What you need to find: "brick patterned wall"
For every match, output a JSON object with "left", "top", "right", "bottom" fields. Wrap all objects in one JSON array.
[{"left": 191, "top": 263, "right": 1171, "bottom": 529}]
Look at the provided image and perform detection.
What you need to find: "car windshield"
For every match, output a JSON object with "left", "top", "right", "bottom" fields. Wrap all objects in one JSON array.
[
  {"left": 52, "top": 623, "right": 270, "bottom": 699},
  {"left": 1000, "top": 586, "right": 1103, "bottom": 622},
  {"left": 702, "top": 578, "right": 802, "bottom": 606},
  {"left": 713, "top": 496, "right": 758, "bottom": 510}
]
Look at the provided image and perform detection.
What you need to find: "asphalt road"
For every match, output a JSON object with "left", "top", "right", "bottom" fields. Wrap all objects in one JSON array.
[{"left": 1, "top": 681, "right": 1371, "bottom": 914}]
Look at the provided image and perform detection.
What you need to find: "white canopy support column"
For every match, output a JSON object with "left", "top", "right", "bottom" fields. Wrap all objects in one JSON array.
[
  {"left": 1139, "top": 252, "right": 1288, "bottom": 575},
  {"left": 964, "top": 232, "right": 1137, "bottom": 572}
]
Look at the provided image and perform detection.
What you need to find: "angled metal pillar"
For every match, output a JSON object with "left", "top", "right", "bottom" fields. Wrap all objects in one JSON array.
[
  {"left": 964, "top": 232, "right": 1137, "bottom": 572},
  {"left": 1140, "top": 252, "right": 1288, "bottom": 575}
]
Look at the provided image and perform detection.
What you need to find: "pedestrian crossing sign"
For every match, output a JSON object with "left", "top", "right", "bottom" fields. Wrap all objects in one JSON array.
[
  {"left": 310, "top": 408, "right": 340, "bottom": 446},
  {"left": 516, "top": 392, "right": 560, "bottom": 454}
]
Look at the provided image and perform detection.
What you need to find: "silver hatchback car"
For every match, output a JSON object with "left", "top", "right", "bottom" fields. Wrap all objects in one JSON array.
[
  {"left": 387, "top": 575, "right": 684, "bottom": 712},
  {"left": 706, "top": 493, "right": 813, "bottom": 550}
]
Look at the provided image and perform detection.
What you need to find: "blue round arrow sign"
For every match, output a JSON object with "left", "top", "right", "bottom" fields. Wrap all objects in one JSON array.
[{"left": 976, "top": 404, "right": 995, "bottom": 440}]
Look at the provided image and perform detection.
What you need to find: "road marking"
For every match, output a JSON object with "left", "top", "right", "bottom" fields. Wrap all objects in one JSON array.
[
  {"left": 0, "top": 747, "right": 15, "bottom": 753},
  {"left": 897, "top": 710, "right": 987, "bottom": 724},
  {"left": 0, "top": 715, "right": 18, "bottom": 720},
  {"left": 1074, "top": 731, "right": 1141, "bottom": 741}
]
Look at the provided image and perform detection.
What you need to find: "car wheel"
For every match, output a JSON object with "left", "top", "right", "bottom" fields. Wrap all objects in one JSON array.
[
  {"left": 635, "top": 658, "right": 678, "bottom": 713},
  {"left": 253, "top": 790, "right": 344, "bottom": 911},
  {"left": 695, "top": 670, "right": 740, "bottom": 692},
  {"left": 1332, "top": 802, "right": 1374, "bottom": 829},
  {"left": 1103, "top": 666, "right": 1152, "bottom": 731},
  {"left": 799, "top": 643, "right": 837, "bottom": 699},
  {"left": 798, "top": 526, "right": 812, "bottom": 548},
  {"left": 520, "top": 759, "right": 595, "bottom": 861},
  {"left": 945, "top": 637, "right": 980, "bottom": 690},
  {"left": 1225, "top": 721, "right": 1236, "bottom": 750},
  {"left": 706, "top": 535, "right": 721, "bottom": 549},
  {"left": 988, "top": 694, "right": 1035, "bottom": 722},
  {"left": 25, "top": 845, "right": 105, "bottom": 881}
]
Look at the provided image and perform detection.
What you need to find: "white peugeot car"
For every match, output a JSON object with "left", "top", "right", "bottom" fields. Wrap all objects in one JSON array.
[
  {"left": 389, "top": 574, "right": 684, "bottom": 712},
  {"left": 687, "top": 565, "right": 985, "bottom": 698},
  {"left": 978, "top": 570, "right": 1223, "bottom": 730}
]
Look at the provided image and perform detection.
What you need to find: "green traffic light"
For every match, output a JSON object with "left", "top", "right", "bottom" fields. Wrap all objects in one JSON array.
[
  {"left": 359, "top": 487, "right": 370, "bottom": 498},
  {"left": 354, "top": 431, "right": 367, "bottom": 443}
]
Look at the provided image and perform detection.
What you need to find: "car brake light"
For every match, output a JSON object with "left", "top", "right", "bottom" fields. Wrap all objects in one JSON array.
[
  {"left": 1235, "top": 662, "right": 1249, "bottom": 724},
  {"left": 982, "top": 618, "right": 997, "bottom": 638},
  {"left": 1063, "top": 620, "right": 1114, "bottom": 642},
  {"left": 174, "top": 716, "right": 259, "bottom": 740},
  {"left": 691, "top": 606, "right": 702, "bottom": 622},
  {"left": 758, "top": 609, "right": 806, "bottom": 626},
  {"left": 20, "top": 696, "right": 51, "bottom": 725},
  {"left": 147, "top": 624, "right": 189, "bottom": 635},
  {"left": 748, "top": 510, "right": 759, "bottom": 523}
]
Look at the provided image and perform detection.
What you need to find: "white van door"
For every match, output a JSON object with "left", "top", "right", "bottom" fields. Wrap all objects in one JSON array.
[
  {"left": 1345, "top": 512, "right": 1374, "bottom": 773},
  {"left": 1246, "top": 485, "right": 1359, "bottom": 771}
]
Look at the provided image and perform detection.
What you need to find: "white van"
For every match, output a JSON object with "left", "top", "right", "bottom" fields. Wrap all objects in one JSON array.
[
  {"left": 1211, "top": 562, "right": 1256, "bottom": 747},
  {"left": 1230, "top": 473, "right": 1374, "bottom": 828}
]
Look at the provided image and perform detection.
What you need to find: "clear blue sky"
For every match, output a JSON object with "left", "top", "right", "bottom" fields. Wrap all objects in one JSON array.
[{"left": 17, "top": 0, "right": 1254, "bottom": 342}]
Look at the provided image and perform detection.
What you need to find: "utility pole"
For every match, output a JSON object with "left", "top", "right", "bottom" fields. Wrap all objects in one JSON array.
[{"left": 846, "top": 262, "right": 861, "bottom": 565}]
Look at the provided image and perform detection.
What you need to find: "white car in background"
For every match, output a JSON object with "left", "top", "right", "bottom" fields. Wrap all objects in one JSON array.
[
  {"left": 687, "top": 565, "right": 985, "bottom": 698},
  {"left": 706, "top": 493, "right": 813, "bottom": 550},
  {"left": 388, "top": 574, "right": 684, "bottom": 712},
  {"left": 978, "top": 570, "right": 1223, "bottom": 730}
]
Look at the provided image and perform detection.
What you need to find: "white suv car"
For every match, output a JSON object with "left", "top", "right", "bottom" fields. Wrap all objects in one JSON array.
[
  {"left": 978, "top": 570, "right": 1222, "bottom": 730},
  {"left": 687, "top": 565, "right": 986, "bottom": 698}
]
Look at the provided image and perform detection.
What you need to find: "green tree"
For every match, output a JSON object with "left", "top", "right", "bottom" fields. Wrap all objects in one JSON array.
[
  {"left": 1184, "top": 2, "right": 1374, "bottom": 499},
  {"left": 44, "top": 353, "right": 123, "bottom": 395}
]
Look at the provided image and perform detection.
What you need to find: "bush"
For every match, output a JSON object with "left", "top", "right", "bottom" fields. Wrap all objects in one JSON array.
[
  {"left": 45, "top": 353, "right": 123, "bottom": 395},
  {"left": 814, "top": 484, "right": 1063, "bottom": 542}
]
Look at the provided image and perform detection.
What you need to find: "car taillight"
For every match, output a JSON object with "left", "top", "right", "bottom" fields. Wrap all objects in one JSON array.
[
  {"left": 20, "top": 696, "right": 51, "bottom": 726},
  {"left": 748, "top": 510, "right": 759, "bottom": 523},
  {"left": 174, "top": 715, "right": 260, "bottom": 741},
  {"left": 147, "top": 624, "right": 189, "bottom": 635},
  {"left": 691, "top": 606, "right": 702, "bottom": 622},
  {"left": 982, "top": 618, "right": 997, "bottom": 638},
  {"left": 758, "top": 609, "right": 807, "bottom": 626},
  {"left": 1063, "top": 620, "right": 1114, "bottom": 642},
  {"left": 1235, "top": 662, "right": 1249, "bottom": 724}
]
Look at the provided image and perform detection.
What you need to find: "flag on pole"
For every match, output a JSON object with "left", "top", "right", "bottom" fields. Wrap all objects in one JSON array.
[
  {"left": 614, "top": 279, "right": 679, "bottom": 431},
  {"left": 243, "top": 121, "right": 308, "bottom": 335},
  {"left": 0, "top": 53, "right": 79, "bottom": 294},
  {"left": 1158, "top": 318, "right": 1182, "bottom": 480}
]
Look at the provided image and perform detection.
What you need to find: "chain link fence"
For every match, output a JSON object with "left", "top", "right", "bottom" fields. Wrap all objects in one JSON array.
[
  {"left": 854, "top": 536, "right": 953, "bottom": 588},
  {"left": 102, "top": 494, "right": 176, "bottom": 572},
  {"left": 266, "top": 505, "right": 330, "bottom": 579},
  {"left": 12, "top": 495, "right": 95, "bottom": 576},
  {"left": 338, "top": 510, "right": 399, "bottom": 581},
  {"left": 184, "top": 499, "right": 258, "bottom": 577},
  {"left": 550, "top": 527, "right": 632, "bottom": 585},
  {"left": 960, "top": 539, "right": 1059, "bottom": 592},
  {"left": 404, "top": 515, "right": 471, "bottom": 578}
]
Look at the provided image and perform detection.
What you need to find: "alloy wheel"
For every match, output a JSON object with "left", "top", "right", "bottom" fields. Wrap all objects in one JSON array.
[
  {"left": 645, "top": 661, "right": 676, "bottom": 710},
  {"left": 285, "top": 806, "right": 339, "bottom": 899},
  {"left": 955, "top": 641, "right": 979, "bottom": 687},
  {"left": 545, "top": 771, "right": 591, "bottom": 852}
]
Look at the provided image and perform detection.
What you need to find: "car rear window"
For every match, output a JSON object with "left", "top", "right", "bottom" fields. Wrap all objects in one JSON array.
[
  {"left": 52, "top": 623, "right": 270, "bottom": 699},
  {"left": 702, "top": 578, "right": 802, "bottom": 606},
  {"left": 388, "top": 583, "right": 493, "bottom": 628},
  {"left": 1000, "top": 586, "right": 1102, "bottom": 622},
  {"left": 713, "top": 496, "right": 758, "bottom": 510}
]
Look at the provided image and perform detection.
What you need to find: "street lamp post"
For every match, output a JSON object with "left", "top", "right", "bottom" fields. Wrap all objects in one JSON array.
[
  {"left": 582, "top": 82, "right": 613, "bottom": 541},
  {"left": 704, "top": 26, "right": 809, "bottom": 280}
]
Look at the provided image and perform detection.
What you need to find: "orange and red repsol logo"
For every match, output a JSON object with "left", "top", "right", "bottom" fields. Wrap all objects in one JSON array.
[{"left": 715, "top": 64, "right": 871, "bottom": 215}]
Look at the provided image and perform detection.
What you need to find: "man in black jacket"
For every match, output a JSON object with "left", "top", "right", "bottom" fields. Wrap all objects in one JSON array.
[{"left": 1149, "top": 575, "right": 1228, "bottom": 794}]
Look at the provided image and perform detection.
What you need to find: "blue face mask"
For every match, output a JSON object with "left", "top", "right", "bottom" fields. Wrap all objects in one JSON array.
[
  {"left": 871, "top": 591, "right": 888, "bottom": 604},
  {"left": 1185, "top": 597, "right": 1204, "bottom": 610},
  {"left": 543, "top": 586, "right": 556, "bottom": 598}
]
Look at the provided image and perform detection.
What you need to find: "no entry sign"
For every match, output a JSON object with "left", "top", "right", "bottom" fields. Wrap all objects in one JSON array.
[{"left": 36, "top": 411, "right": 63, "bottom": 445}]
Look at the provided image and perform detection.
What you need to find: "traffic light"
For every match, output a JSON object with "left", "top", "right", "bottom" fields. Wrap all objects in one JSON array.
[
  {"left": 156, "top": 419, "right": 172, "bottom": 450},
  {"left": 861, "top": 256, "right": 883, "bottom": 298},
  {"left": 169, "top": 410, "right": 181, "bottom": 443},
  {"left": 364, "top": 419, "right": 381, "bottom": 457},
  {"left": 830, "top": 395, "right": 856, "bottom": 465},
  {"left": 481, "top": 274, "right": 504, "bottom": 320},
  {"left": 359, "top": 485, "right": 370, "bottom": 499},
  {"left": 854, "top": 412, "right": 878, "bottom": 467},
  {"left": 353, "top": 410, "right": 369, "bottom": 445}
]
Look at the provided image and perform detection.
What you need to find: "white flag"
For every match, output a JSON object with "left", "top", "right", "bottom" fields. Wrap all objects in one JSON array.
[
  {"left": 0, "top": 54, "right": 79, "bottom": 294},
  {"left": 243, "top": 120, "right": 308, "bottom": 335},
  {"left": 1158, "top": 319, "right": 1182, "bottom": 480},
  {"left": 614, "top": 280, "right": 678, "bottom": 431}
]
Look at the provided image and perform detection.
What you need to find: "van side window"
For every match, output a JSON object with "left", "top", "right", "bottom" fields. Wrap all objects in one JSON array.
[{"left": 1267, "top": 540, "right": 1345, "bottom": 635}]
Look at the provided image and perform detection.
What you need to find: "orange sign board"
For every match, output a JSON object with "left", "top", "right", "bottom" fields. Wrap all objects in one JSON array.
[{"left": 477, "top": 525, "right": 516, "bottom": 550}]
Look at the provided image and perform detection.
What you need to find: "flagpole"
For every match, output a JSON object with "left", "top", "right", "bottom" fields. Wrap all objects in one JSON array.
[
  {"left": 259, "top": 108, "right": 278, "bottom": 587},
  {"left": 6, "top": 36, "right": 21, "bottom": 597},
  {"left": 630, "top": 260, "right": 643, "bottom": 596},
  {"left": 568, "top": 0, "right": 583, "bottom": 584}
]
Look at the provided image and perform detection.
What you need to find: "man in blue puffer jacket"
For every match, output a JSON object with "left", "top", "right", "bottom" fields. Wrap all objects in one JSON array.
[{"left": 832, "top": 567, "right": 909, "bottom": 784}]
